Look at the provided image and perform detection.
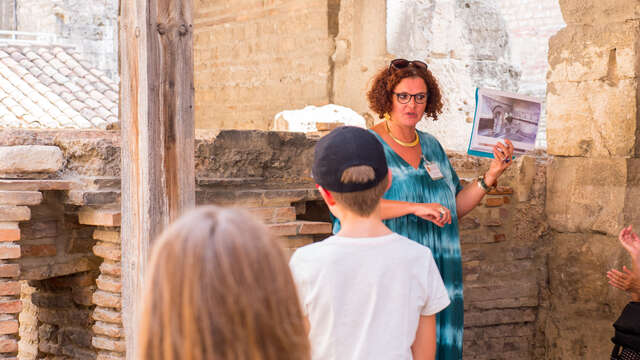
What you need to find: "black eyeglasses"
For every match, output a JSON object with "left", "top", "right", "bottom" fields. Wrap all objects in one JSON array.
[
  {"left": 388, "top": 59, "right": 428, "bottom": 74},
  {"left": 393, "top": 92, "right": 427, "bottom": 104}
]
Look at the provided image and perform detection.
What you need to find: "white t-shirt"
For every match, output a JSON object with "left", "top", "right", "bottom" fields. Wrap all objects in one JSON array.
[{"left": 289, "top": 233, "right": 450, "bottom": 360}]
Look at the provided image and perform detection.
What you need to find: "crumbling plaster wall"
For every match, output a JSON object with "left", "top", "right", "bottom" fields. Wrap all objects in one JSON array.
[
  {"left": 544, "top": 0, "right": 640, "bottom": 358},
  {"left": 15, "top": 0, "right": 119, "bottom": 80}
]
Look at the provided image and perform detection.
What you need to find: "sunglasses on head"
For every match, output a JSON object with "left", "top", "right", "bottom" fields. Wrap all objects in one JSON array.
[{"left": 388, "top": 59, "right": 428, "bottom": 74}]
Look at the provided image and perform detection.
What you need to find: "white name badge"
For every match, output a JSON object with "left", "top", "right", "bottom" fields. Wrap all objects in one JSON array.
[{"left": 423, "top": 159, "right": 444, "bottom": 180}]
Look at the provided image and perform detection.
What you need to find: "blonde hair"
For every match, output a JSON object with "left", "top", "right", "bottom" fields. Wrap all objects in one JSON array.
[
  {"left": 138, "top": 206, "right": 310, "bottom": 360},
  {"left": 332, "top": 165, "right": 389, "bottom": 216}
]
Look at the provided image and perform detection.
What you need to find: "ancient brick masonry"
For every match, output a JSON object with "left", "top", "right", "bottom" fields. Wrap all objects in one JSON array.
[
  {"left": 0, "top": 189, "right": 43, "bottom": 358},
  {"left": 81, "top": 209, "right": 125, "bottom": 360},
  {"left": 450, "top": 153, "right": 549, "bottom": 359},
  {"left": 0, "top": 130, "right": 553, "bottom": 359}
]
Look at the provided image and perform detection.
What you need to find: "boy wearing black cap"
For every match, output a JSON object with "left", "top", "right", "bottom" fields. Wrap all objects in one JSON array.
[{"left": 289, "top": 126, "right": 450, "bottom": 360}]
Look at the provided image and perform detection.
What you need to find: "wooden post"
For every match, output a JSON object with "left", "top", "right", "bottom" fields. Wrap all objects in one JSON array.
[{"left": 119, "top": 0, "right": 195, "bottom": 358}]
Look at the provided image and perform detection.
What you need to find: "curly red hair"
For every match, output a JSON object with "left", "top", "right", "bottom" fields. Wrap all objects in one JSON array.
[{"left": 367, "top": 64, "right": 444, "bottom": 121}]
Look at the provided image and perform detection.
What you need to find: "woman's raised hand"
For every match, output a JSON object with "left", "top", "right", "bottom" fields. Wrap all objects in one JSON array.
[
  {"left": 607, "top": 266, "right": 640, "bottom": 295},
  {"left": 411, "top": 203, "right": 452, "bottom": 228},
  {"left": 619, "top": 225, "right": 640, "bottom": 263},
  {"left": 485, "top": 139, "right": 515, "bottom": 186}
]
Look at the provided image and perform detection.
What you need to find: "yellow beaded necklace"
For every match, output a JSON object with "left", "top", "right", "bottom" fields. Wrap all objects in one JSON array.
[{"left": 385, "top": 117, "right": 420, "bottom": 147}]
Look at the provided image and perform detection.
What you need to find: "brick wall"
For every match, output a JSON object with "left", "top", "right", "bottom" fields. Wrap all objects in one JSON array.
[
  {"left": 193, "top": 0, "right": 333, "bottom": 130},
  {"left": 26, "top": 271, "right": 98, "bottom": 359}
]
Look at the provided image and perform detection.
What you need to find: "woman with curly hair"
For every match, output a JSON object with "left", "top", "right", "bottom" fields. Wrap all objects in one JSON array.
[{"left": 364, "top": 59, "right": 514, "bottom": 359}]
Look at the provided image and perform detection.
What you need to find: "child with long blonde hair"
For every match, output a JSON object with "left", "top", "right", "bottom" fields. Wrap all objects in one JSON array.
[{"left": 138, "top": 206, "right": 310, "bottom": 360}]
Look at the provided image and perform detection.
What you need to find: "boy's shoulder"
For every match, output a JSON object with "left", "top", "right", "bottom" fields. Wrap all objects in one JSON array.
[{"left": 290, "top": 232, "right": 433, "bottom": 265}]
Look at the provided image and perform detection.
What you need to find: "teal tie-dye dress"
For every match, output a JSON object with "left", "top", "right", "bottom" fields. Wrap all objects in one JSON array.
[{"left": 333, "top": 129, "right": 464, "bottom": 359}]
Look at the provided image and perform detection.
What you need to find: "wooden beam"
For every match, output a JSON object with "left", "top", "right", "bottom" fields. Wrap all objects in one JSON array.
[{"left": 119, "top": 0, "right": 195, "bottom": 358}]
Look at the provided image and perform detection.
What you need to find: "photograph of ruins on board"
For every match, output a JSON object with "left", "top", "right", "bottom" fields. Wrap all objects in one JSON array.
[{"left": 469, "top": 88, "right": 542, "bottom": 157}]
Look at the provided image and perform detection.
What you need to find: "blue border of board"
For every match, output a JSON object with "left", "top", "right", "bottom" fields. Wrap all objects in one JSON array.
[{"left": 466, "top": 87, "right": 517, "bottom": 161}]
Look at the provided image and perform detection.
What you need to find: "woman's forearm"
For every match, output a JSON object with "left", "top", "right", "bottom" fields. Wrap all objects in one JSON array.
[
  {"left": 379, "top": 199, "right": 416, "bottom": 220},
  {"left": 455, "top": 180, "right": 487, "bottom": 219}
]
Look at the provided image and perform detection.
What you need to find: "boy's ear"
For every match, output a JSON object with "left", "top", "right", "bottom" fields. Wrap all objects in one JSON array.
[{"left": 316, "top": 185, "right": 336, "bottom": 206}]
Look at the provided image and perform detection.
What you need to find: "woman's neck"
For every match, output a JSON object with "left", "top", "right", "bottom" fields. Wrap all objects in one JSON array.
[{"left": 388, "top": 120, "right": 417, "bottom": 142}]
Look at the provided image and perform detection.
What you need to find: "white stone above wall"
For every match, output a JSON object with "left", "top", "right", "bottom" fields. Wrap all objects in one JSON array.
[
  {"left": 272, "top": 104, "right": 366, "bottom": 132},
  {"left": 0, "top": 146, "right": 64, "bottom": 175}
]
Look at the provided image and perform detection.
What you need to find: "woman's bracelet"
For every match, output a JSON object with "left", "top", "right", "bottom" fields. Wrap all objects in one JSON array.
[{"left": 476, "top": 175, "right": 496, "bottom": 193}]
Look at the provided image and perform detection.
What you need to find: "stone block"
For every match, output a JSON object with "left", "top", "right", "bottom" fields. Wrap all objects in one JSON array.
[
  {"left": 0, "top": 338, "right": 17, "bottom": 353},
  {"left": 485, "top": 197, "right": 504, "bottom": 207},
  {"left": 32, "top": 292, "right": 74, "bottom": 309},
  {"left": 546, "top": 157, "right": 626, "bottom": 235},
  {"left": 92, "top": 335, "right": 125, "bottom": 353},
  {"left": 0, "top": 264, "right": 19, "bottom": 278},
  {"left": 624, "top": 159, "right": 640, "bottom": 226},
  {"left": 92, "top": 321, "right": 123, "bottom": 338},
  {"left": 67, "top": 228, "right": 96, "bottom": 254},
  {"left": 298, "top": 221, "right": 332, "bottom": 235},
  {"left": 546, "top": 79, "right": 637, "bottom": 157},
  {"left": 92, "top": 290, "right": 121, "bottom": 309},
  {"left": 268, "top": 222, "right": 298, "bottom": 237},
  {"left": 66, "top": 190, "right": 120, "bottom": 206},
  {"left": 21, "top": 244, "right": 56, "bottom": 257},
  {"left": 96, "top": 274, "right": 121, "bottom": 293},
  {"left": 0, "top": 206, "right": 30, "bottom": 222},
  {"left": 93, "top": 242, "right": 121, "bottom": 261},
  {"left": 92, "top": 307, "right": 122, "bottom": 324},
  {"left": 99, "top": 261, "right": 121, "bottom": 277},
  {"left": 0, "top": 244, "right": 19, "bottom": 259},
  {"left": 557, "top": 0, "right": 640, "bottom": 25},
  {"left": 548, "top": 22, "right": 640, "bottom": 82},
  {"left": 97, "top": 353, "right": 125, "bottom": 360},
  {"left": 545, "top": 231, "right": 629, "bottom": 360},
  {"left": 21, "top": 257, "right": 100, "bottom": 280},
  {"left": 513, "top": 156, "right": 536, "bottom": 202},
  {"left": 93, "top": 230, "right": 120, "bottom": 244},
  {"left": 459, "top": 216, "right": 480, "bottom": 230},
  {"left": 78, "top": 208, "right": 121, "bottom": 227},
  {"left": 280, "top": 236, "right": 314, "bottom": 249},
  {"left": 0, "top": 145, "right": 63, "bottom": 174},
  {"left": 0, "top": 223, "right": 19, "bottom": 242},
  {"left": 38, "top": 308, "right": 92, "bottom": 327},
  {"left": 0, "top": 320, "right": 18, "bottom": 335},
  {"left": 73, "top": 286, "right": 95, "bottom": 306},
  {"left": 0, "top": 191, "right": 42, "bottom": 206},
  {"left": 0, "top": 281, "right": 20, "bottom": 296},
  {"left": 0, "top": 179, "right": 76, "bottom": 191},
  {"left": 464, "top": 308, "right": 536, "bottom": 327},
  {"left": 19, "top": 219, "right": 57, "bottom": 239},
  {"left": 0, "top": 300, "right": 21, "bottom": 314},
  {"left": 246, "top": 206, "right": 296, "bottom": 224}
]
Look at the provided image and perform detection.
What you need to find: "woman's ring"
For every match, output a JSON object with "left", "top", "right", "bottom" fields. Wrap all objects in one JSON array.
[{"left": 439, "top": 207, "right": 446, "bottom": 217}]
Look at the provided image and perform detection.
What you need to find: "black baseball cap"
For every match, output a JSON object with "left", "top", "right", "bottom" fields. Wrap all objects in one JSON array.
[{"left": 312, "top": 126, "right": 388, "bottom": 193}]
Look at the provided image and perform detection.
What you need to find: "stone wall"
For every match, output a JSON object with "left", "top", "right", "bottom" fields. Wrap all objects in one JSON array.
[
  {"left": 192, "top": 0, "right": 562, "bottom": 154},
  {"left": 193, "top": 0, "right": 334, "bottom": 130},
  {"left": 0, "top": 0, "right": 15, "bottom": 30},
  {"left": 544, "top": 0, "right": 640, "bottom": 358},
  {"left": 0, "top": 129, "right": 551, "bottom": 358},
  {"left": 15, "top": 0, "right": 119, "bottom": 81}
]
